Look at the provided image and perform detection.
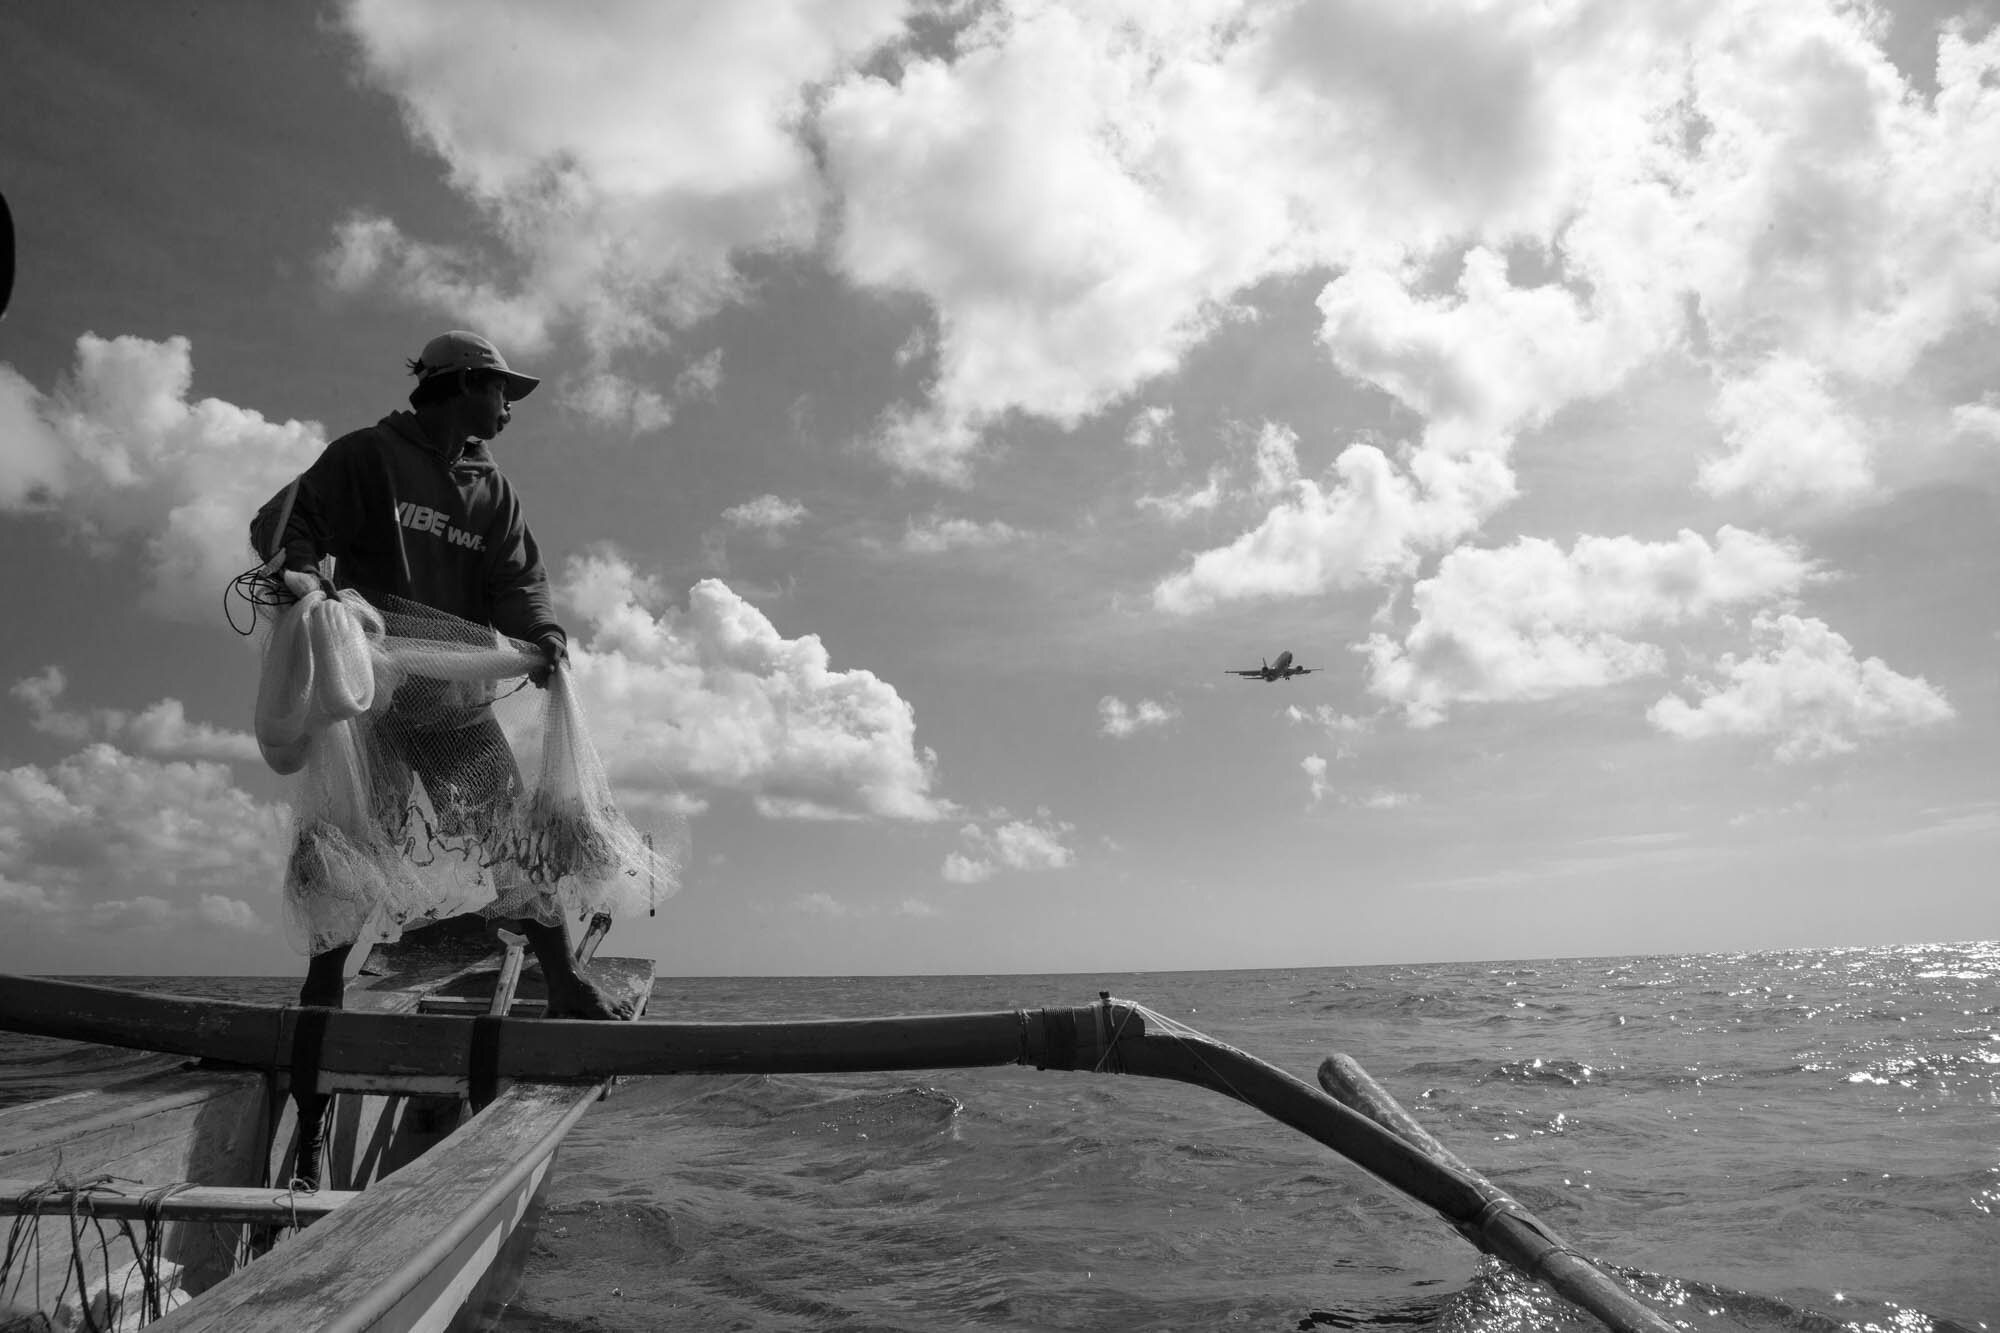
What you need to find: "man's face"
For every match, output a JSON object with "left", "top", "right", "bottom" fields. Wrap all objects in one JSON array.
[{"left": 465, "top": 372, "right": 511, "bottom": 440}]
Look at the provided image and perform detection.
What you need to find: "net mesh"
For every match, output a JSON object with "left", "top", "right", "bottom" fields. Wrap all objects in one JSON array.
[{"left": 254, "top": 588, "right": 682, "bottom": 956}]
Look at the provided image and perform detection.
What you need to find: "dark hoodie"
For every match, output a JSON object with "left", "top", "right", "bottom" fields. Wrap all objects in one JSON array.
[{"left": 275, "top": 411, "right": 564, "bottom": 649}]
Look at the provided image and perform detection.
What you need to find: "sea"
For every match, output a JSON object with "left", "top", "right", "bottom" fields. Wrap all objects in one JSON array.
[{"left": 1, "top": 942, "right": 1994, "bottom": 1332}]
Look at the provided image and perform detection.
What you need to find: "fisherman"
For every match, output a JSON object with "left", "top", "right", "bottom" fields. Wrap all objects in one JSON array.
[
  {"left": 254, "top": 330, "right": 648, "bottom": 1176},
  {"left": 258, "top": 331, "right": 634, "bottom": 1179},
  {"left": 262, "top": 330, "right": 630, "bottom": 1017}
]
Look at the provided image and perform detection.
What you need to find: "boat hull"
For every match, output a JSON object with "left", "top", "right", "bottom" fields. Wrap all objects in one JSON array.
[
  {"left": 0, "top": 942, "right": 653, "bottom": 1333},
  {"left": 149, "top": 1080, "right": 598, "bottom": 1332},
  {"left": 0, "top": 1066, "right": 273, "bottom": 1325}
]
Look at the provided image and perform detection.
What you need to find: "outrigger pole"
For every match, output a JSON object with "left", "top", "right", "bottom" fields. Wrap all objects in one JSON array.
[{"left": 0, "top": 978, "right": 1672, "bottom": 1333}]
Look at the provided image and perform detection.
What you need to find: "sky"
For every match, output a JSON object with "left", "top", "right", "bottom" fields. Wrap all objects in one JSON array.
[{"left": 0, "top": 0, "right": 1995, "bottom": 980}]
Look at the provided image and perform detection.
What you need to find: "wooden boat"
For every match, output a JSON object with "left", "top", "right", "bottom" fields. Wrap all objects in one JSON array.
[
  {"left": 0, "top": 915, "right": 653, "bottom": 1333},
  {"left": 1, "top": 977, "right": 1674, "bottom": 1333}
]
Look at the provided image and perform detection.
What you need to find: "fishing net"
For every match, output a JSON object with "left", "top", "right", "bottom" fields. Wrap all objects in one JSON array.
[{"left": 253, "top": 587, "right": 681, "bottom": 956}]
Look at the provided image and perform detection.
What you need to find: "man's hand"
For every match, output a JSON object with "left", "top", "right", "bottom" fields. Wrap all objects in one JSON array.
[
  {"left": 529, "top": 633, "right": 568, "bottom": 688},
  {"left": 281, "top": 568, "right": 325, "bottom": 601}
]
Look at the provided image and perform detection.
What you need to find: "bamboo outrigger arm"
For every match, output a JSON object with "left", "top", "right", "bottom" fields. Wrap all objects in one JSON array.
[
  {"left": 0, "top": 978, "right": 1672, "bottom": 1332},
  {"left": 1315, "top": 1054, "right": 1671, "bottom": 1333}
]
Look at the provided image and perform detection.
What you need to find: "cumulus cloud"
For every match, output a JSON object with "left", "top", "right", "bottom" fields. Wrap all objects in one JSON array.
[
  {"left": 1302, "top": 755, "right": 1414, "bottom": 810},
  {"left": 821, "top": 1, "right": 1664, "bottom": 476},
  {"left": 675, "top": 349, "right": 725, "bottom": 401},
  {"left": 1302, "top": 754, "right": 1331, "bottom": 805},
  {"left": 1098, "top": 695, "right": 1179, "bottom": 738},
  {"left": 1286, "top": 705, "right": 1372, "bottom": 759},
  {"left": 1153, "top": 443, "right": 1498, "bottom": 613},
  {"left": 557, "top": 350, "right": 725, "bottom": 434},
  {"left": 332, "top": 1, "right": 910, "bottom": 360},
  {"left": 13, "top": 666, "right": 259, "bottom": 762},
  {"left": 822, "top": 0, "right": 1681, "bottom": 478},
  {"left": 321, "top": 1, "right": 2000, "bottom": 507},
  {"left": 823, "top": 7, "right": 1244, "bottom": 474},
  {"left": 0, "top": 742, "right": 278, "bottom": 936},
  {"left": 561, "top": 370, "right": 678, "bottom": 434},
  {"left": 786, "top": 889, "right": 941, "bottom": 918},
  {"left": 942, "top": 810, "right": 1076, "bottom": 883},
  {"left": 555, "top": 553, "right": 947, "bottom": 820},
  {"left": 901, "top": 514, "right": 1022, "bottom": 553},
  {"left": 863, "top": 402, "right": 987, "bottom": 487},
  {"left": 1304, "top": 4, "right": 2000, "bottom": 513},
  {"left": 323, "top": 215, "right": 552, "bottom": 354},
  {"left": 0, "top": 335, "right": 325, "bottom": 620},
  {"left": 0, "top": 366, "right": 69, "bottom": 506},
  {"left": 1682, "top": 17, "right": 2000, "bottom": 382},
  {"left": 1136, "top": 467, "right": 1227, "bottom": 522},
  {"left": 1648, "top": 613, "right": 1953, "bottom": 761},
  {"left": 1318, "top": 246, "right": 1660, "bottom": 454},
  {"left": 1148, "top": 224, "right": 1662, "bottom": 611},
  {"left": 1366, "top": 527, "right": 1818, "bottom": 726},
  {"left": 1949, "top": 399, "right": 2000, "bottom": 443},
  {"left": 941, "top": 850, "right": 994, "bottom": 885},
  {"left": 1125, "top": 405, "right": 1177, "bottom": 452},
  {"left": 1251, "top": 422, "right": 1301, "bottom": 498},
  {"left": 1700, "top": 356, "right": 1873, "bottom": 508},
  {"left": 723, "top": 494, "right": 809, "bottom": 533}
]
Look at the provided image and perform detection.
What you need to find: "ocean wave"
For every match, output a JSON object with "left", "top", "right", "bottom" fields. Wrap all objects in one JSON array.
[{"left": 1484, "top": 1056, "right": 1600, "bottom": 1086}]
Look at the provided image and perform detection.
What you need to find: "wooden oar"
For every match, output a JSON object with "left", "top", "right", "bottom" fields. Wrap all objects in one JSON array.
[{"left": 1317, "top": 1054, "right": 1674, "bottom": 1333}]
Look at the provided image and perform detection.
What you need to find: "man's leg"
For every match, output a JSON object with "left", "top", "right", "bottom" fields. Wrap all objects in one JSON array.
[
  {"left": 517, "top": 917, "right": 633, "bottom": 1020},
  {"left": 403, "top": 718, "right": 632, "bottom": 1020},
  {"left": 299, "top": 944, "right": 349, "bottom": 1009},
  {"left": 290, "top": 943, "right": 350, "bottom": 1187}
]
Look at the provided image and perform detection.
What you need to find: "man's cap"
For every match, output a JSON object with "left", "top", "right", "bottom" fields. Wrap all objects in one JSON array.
[{"left": 411, "top": 331, "right": 539, "bottom": 401}]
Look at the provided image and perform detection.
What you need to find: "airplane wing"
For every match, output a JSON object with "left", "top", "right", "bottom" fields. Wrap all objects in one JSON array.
[{"left": 1227, "top": 669, "right": 1264, "bottom": 677}]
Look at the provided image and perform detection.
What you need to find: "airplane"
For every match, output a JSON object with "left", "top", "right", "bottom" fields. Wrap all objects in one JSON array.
[{"left": 1227, "top": 650, "right": 1314, "bottom": 682}]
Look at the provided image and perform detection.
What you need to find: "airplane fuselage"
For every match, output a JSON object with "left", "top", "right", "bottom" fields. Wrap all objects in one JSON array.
[{"left": 1230, "top": 650, "right": 1313, "bottom": 681}]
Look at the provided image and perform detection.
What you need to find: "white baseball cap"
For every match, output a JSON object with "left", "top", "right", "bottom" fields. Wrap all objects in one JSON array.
[{"left": 412, "top": 331, "right": 540, "bottom": 400}]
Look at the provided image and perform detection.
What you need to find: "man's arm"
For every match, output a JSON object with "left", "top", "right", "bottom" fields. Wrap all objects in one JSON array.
[
  {"left": 493, "top": 525, "right": 567, "bottom": 687},
  {"left": 274, "top": 436, "right": 363, "bottom": 580},
  {"left": 484, "top": 486, "right": 566, "bottom": 651}
]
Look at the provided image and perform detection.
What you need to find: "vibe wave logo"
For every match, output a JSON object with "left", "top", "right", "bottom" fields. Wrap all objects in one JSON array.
[{"left": 397, "top": 501, "right": 486, "bottom": 551}]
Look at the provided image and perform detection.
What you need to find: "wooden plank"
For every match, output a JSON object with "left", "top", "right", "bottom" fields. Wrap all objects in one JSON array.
[
  {"left": 351, "top": 912, "right": 504, "bottom": 985},
  {"left": 146, "top": 1081, "right": 596, "bottom": 1333},
  {"left": 411, "top": 932, "right": 526, "bottom": 1017},
  {"left": 410, "top": 995, "right": 548, "bottom": 1019},
  {"left": 349, "top": 955, "right": 511, "bottom": 1015},
  {"left": 0, "top": 1179, "right": 357, "bottom": 1225}
]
